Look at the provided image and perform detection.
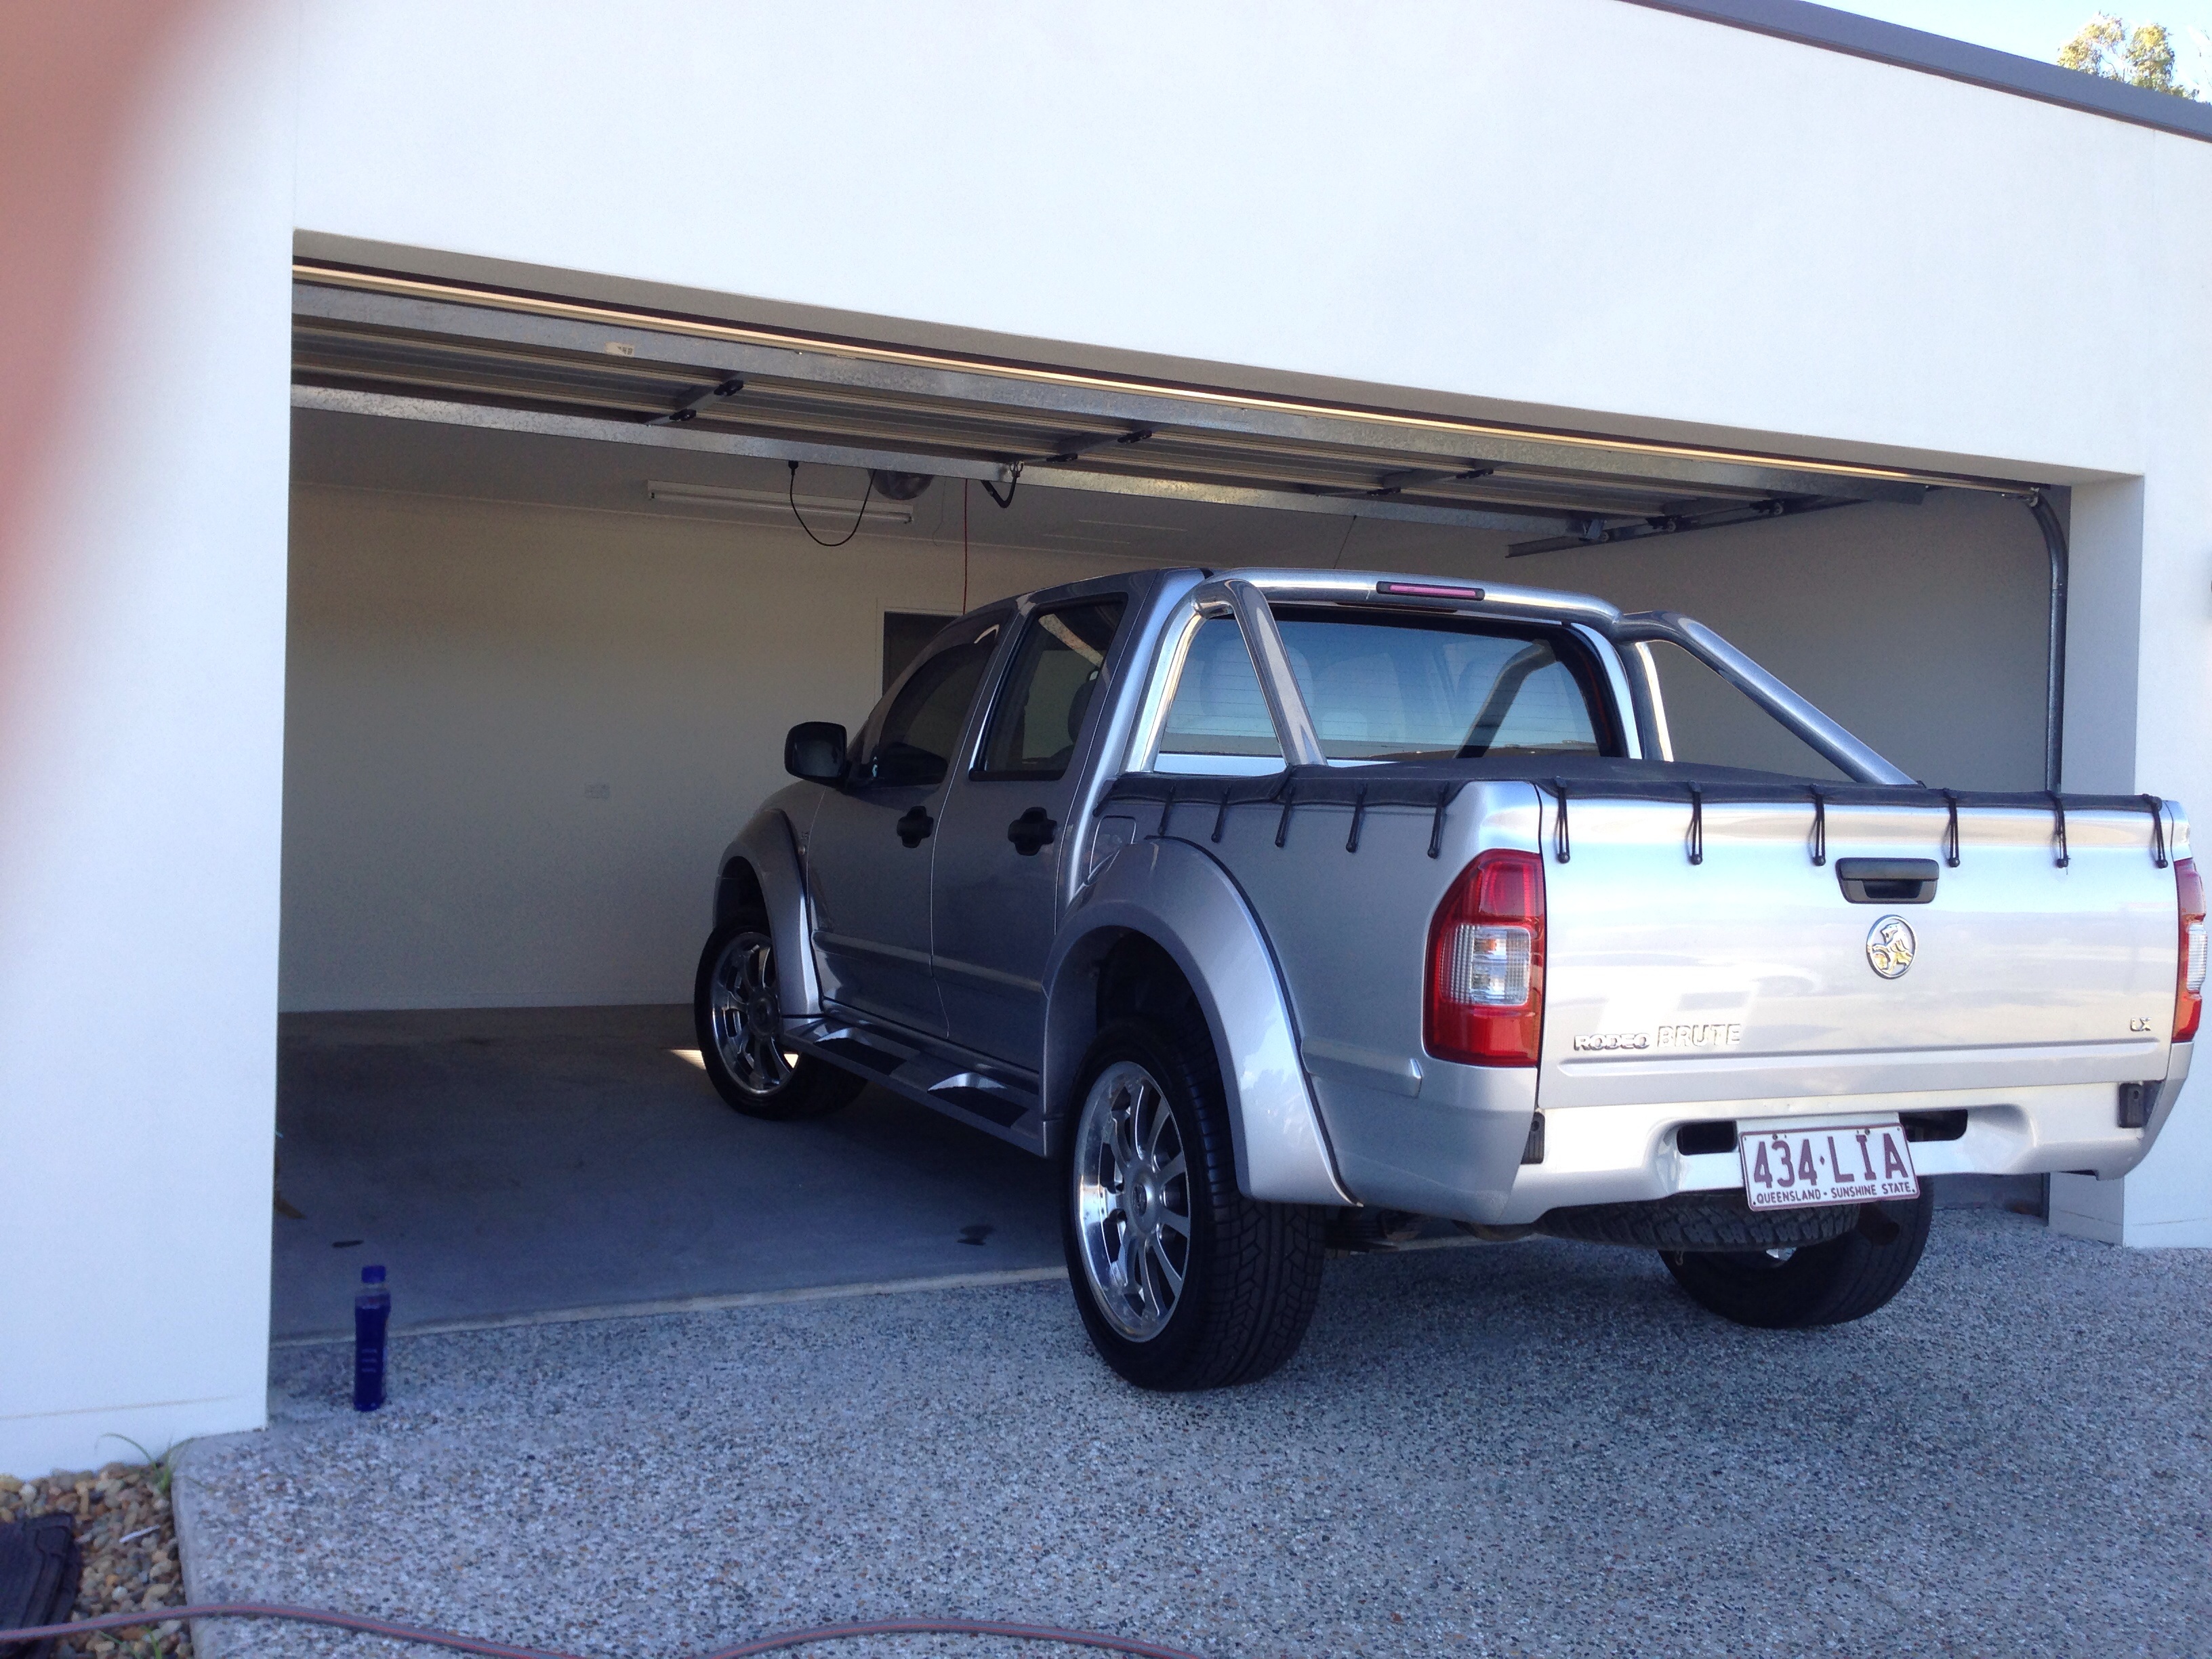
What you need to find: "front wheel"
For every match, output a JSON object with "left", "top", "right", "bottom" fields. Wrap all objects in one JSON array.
[
  {"left": 692, "top": 917, "right": 864, "bottom": 1120},
  {"left": 1661, "top": 1187, "right": 1936, "bottom": 1329},
  {"left": 1062, "top": 1016, "right": 1326, "bottom": 1390}
]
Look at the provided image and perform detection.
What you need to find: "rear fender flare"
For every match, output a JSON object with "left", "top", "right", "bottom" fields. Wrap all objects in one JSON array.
[
  {"left": 1042, "top": 836, "right": 1351, "bottom": 1205},
  {"left": 717, "top": 806, "right": 822, "bottom": 1017}
]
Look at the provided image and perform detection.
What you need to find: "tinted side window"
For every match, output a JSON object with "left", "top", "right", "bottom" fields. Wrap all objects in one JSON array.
[
  {"left": 977, "top": 599, "right": 1126, "bottom": 779},
  {"left": 859, "top": 619, "right": 1004, "bottom": 787}
]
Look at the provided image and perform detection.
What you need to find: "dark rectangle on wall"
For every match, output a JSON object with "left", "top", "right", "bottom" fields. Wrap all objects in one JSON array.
[{"left": 884, "top": 612, "right": 957, "bottom": 692}]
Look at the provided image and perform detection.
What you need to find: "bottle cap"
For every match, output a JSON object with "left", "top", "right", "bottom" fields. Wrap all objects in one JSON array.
[{"left": 363, "top": 1265, "right": 386, "bottom": 1284}]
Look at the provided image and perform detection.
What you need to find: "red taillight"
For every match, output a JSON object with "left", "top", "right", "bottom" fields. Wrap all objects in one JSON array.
[
  {"left": 2176, "top": 857, "right": 2205, "bottom": 1043},
  {"left": 1425, "top": 848, "right": 1546, "bottom": 1066}
]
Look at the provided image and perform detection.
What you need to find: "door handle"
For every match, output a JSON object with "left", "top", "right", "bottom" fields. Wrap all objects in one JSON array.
[
  {"left": 1006, "top": 806, "right": 1059, "bottom": 857},
  {"left": 896, "top": 806, "right": 935, "bottom": 848}
]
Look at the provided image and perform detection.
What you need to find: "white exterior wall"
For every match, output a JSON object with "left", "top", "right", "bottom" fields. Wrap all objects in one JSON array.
[
  {"left": 0, "top": 5, "right": 295, "bottom": 1475},
  {"left": 7, "top": 0, "right": 2208, "bottom": 1473}
]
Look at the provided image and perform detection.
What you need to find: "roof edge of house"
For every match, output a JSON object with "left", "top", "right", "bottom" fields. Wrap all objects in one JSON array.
[{"left": 1620, "top": 0, "right": 2212, "bottom": 144}]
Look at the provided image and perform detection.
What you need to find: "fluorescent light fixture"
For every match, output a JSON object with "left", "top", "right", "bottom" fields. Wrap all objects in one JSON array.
[{"left": 644, "top": 480, "right": 915, "bottom": 525}]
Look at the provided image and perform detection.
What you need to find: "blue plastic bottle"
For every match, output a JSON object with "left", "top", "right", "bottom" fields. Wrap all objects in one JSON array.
[{"left": 353, "top": 1265, "right": 390, "bottom": 1412}]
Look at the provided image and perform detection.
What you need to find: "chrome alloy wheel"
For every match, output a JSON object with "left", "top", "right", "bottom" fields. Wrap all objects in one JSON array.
[
  {"left": 707, "top": 930, "right": 800, "bottom": 1097},
  {"left": 1073, "top": 1059, "right": 1193, "bottom": 1342}
]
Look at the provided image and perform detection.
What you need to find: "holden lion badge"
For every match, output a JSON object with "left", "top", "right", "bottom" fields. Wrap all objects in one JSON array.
[{"left": 1866, "top": 915, "right": 1916, "bottom": 979}]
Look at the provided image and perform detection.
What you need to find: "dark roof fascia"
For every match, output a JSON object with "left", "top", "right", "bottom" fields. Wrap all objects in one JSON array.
[{"left": 1620, "top": 0, "right": 2212, "bottom": 143}]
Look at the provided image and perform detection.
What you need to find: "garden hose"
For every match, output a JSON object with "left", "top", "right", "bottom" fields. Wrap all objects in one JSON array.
[{"left": 0, "top": 1604, "right": 1208, "bottom": 1659}]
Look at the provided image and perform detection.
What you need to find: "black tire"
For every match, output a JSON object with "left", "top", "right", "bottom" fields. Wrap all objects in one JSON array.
[
  {"left": 1661, "top": 1186, "right": 1936, "bottom": 1330},
  {"left": 1061, "top": 1014, "right": 1326, "bottom": 1391},
  {"left": 691, "top": 916, "right": 865, "bottom": 1121}
]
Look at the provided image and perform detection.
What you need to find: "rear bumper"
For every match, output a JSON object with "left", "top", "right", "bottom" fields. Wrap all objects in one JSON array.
[{"left": 1487, "top": 1046, "right": 2191, "bottom": 1225}]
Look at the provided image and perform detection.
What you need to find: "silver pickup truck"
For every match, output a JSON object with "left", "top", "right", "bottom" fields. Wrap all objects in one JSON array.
[{"left": 693, "top": 568, "right": 2201, "bottom": 1390}]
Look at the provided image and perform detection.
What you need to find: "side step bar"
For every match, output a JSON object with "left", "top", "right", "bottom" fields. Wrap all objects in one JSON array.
[{"left": 784, "top": 1017, "right": 1050, "bottom": 1156}]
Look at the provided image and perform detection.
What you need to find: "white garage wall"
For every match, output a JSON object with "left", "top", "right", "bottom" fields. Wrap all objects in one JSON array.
[
  {"left": 1490, "top": 491, "right": 2053, "bottom": 791},
  {"left": 279, "top": 485, "right": 1166, "bottom": 1009},
  {"left": 283, "top": 483, "right": 2047, "bottom": 1012}
]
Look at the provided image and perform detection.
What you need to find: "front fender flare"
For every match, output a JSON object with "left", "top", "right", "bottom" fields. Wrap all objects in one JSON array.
[
  {"left": 1042, "top": 837, "right": 1351, "bottom": 1206},
  {"left": 718, "top": 806, "right": 821, "bottom": 1017}
]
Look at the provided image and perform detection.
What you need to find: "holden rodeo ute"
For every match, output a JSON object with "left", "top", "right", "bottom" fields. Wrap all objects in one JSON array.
[{"left": 691, "top": 569, "right": 2199, "bottom": 1391}]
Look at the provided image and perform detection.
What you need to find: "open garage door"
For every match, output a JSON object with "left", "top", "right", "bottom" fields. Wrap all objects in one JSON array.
[{"left": 291, "top": 260, "right": 2030, "bottom": 552}]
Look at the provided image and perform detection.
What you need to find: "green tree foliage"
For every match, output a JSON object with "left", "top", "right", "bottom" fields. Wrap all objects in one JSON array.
[{"left": 2057, "top": 13, "right": 2203, "bottom": 98}]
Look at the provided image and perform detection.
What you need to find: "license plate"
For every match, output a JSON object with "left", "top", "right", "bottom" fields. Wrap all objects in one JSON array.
[{"left": 1738, "top": 1120, "right": 1918, "bottom": 1210}]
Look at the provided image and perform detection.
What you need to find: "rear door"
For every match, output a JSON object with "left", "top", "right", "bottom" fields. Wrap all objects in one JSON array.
[
  {"left": 806, "top": 610, "right": 1008, "bottom": 1036},
  {"left": 933, "top": 592, "right": 1130, "bottom": 1068}
]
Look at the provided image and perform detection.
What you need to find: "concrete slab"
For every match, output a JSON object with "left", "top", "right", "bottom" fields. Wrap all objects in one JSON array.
[
  {"left": 274, "top": 1006, "right": 2049, "bottom": 1343},
  {"left": 272, "top": 1006, "right": 1061, "bottom": 1341}
]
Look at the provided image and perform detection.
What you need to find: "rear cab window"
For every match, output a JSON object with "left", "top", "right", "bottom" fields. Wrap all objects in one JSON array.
[{"left": 1149, "top": 604, "right": 1623, "bottom": 773}]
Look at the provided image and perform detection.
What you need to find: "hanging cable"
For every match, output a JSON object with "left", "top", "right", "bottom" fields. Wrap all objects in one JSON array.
[
  {"left": 980, "top": 463, "right": 1022, "bottom": 510},
  {"left": 786, "top": 461, "right": 873, "bottom": 548}
]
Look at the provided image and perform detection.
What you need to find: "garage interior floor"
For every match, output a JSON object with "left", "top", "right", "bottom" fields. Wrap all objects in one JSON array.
[
  {"left": 272, "top": 1008, "right": 2044, "bottom": 1345},
  {"left": 270, "top": 1006, "right": 1063, "bottom": 1342}
]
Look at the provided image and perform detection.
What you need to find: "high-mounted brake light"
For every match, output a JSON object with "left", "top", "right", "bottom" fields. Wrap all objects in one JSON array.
[
  {"left": 2176, "top": 857, "right": 2205, "bottom": 1043},
  {"left": 1425, "top": 848, "right": 1545, "bottom": 1066},
  {"left": 1376, "top": 581, "right": 1487, "bottom": 602}
]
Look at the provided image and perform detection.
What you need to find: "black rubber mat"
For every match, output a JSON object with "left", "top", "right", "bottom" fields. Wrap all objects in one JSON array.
[{"left": 0, "top": 1513, "right": 81, "bottom": 1659}]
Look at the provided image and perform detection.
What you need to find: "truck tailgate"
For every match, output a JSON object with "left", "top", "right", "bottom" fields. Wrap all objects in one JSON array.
[{"left": 1541, "top": 798, "right": 2182, "bottom": 1108}]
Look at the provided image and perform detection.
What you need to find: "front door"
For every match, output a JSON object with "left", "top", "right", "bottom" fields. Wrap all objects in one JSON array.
[
  {"left": 933, "top": 594, "right": 1128, "bottom": 1068},
  {"left": 806, "top": 610, "right": 1009, "bottom": 1036}
]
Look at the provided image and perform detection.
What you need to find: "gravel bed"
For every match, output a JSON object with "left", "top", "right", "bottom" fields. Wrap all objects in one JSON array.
[
  {"left": 0, "top": 1465, "right": 190, "bottom": 1658},
  {"left": 176, "top": 1211, "right": 2211, "bottom": 1659}
]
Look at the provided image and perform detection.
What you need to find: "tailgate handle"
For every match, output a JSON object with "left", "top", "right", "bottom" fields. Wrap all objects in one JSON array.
[{"left": 1836, "top": 857, "right": 1939, "bottom": 905}]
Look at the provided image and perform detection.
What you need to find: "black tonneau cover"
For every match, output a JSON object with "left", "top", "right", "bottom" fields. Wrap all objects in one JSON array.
[{"left": 1101, "top": 758, "right": 2173, "bottom": 867}]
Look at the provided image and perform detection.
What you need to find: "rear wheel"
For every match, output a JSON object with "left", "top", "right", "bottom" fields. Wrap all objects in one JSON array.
[
  {"left": 692, "top": 917, "right": 864, "bottom": 1120},
  {"left": 1063, "top": 1016, "right": 1326, "bottom": 1390},
  {"left": 1661, "top": 1187, "right": 1936, "bottom": 1329}
]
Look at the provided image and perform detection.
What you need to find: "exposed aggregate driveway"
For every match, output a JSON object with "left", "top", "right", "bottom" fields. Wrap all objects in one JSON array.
[{"left": 178, "top": 1211, "right": 2211, "bottom": 1659}]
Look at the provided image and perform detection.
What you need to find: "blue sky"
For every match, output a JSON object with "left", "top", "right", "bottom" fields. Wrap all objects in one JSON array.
[{"left": 1837, "top": 1, "right": 2211, "bottom": 89}]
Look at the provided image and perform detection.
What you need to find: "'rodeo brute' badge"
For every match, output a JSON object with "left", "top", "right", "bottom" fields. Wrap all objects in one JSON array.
[{"left": 1866, "top": 915, "right": 1917, "bottom": 979}]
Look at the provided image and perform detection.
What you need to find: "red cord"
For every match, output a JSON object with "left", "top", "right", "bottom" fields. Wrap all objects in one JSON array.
[
  {"left": 961, "top": 476, "right": 971, "bottom": 613},
  {"left": 0, "top": 1604, "right": 1209, "bottom": 1659}
]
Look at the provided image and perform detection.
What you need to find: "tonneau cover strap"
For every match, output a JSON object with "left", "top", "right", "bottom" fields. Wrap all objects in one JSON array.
[{"left": 2142, "top": 794, "right": 2170, "bottom": 869}]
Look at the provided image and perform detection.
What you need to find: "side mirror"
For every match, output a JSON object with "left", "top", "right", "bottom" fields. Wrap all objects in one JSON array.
[{"left": 785, "top": 721, "right": 848, "bottom": 782}]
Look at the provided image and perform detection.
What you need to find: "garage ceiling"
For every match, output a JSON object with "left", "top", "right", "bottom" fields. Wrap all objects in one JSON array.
[{"left": 291, "top": 261, "right": 2036, "bottom": 558}]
